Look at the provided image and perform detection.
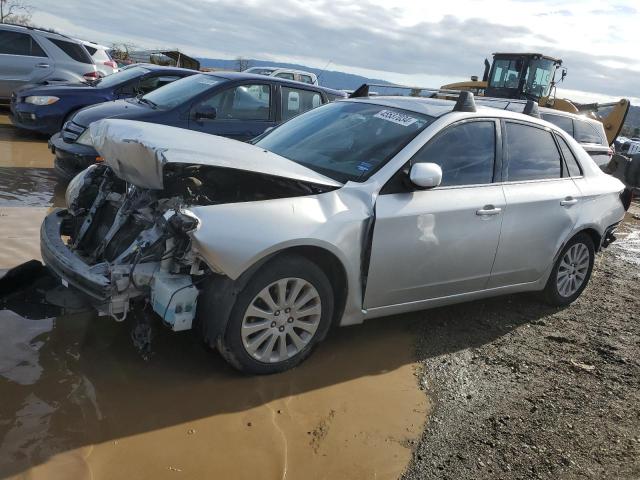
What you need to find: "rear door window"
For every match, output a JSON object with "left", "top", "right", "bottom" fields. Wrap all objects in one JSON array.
[
  {"left": 137, "top": 75, "right": 182, "bottom": 94},
  {"left": 47, "top": 38, "right": 93, "bottom": 64},
  {"left": 574, "top": 120, "right": 606, "bottom": 145},
  {"left": 411, "top": 121, "right": 496, "bottom": 186},
  {"left": 542, "top": 113, "right": 574, "bottom": 136},
  {"left": 555, "top": 134, "right": 583, "bottom": 177},
  {"left": 281, "top": 87, "right": 323, "bottom": 121},
  {"left": 0, "top": 31, "right": 47, "bottom": 57},
  {"left": 504, "top": 122, "right": 562, "bottom": 181}
]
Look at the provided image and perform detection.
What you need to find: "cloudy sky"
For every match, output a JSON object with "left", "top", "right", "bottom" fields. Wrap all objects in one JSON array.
[{"left": 30, "top": 0, "right": 640, "bottom": 103}]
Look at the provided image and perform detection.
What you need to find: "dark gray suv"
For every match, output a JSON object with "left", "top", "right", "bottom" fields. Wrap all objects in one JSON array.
[
  {"left": 0, "top": 24, "right": 97, "bottom": 102},
  {"left": 540, "top": 109, "right": 612, "bottom": 169}
]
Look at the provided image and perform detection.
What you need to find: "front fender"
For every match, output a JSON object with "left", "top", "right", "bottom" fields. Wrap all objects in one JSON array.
[
  {"left": 189, "top": 191, "right": 368, "bottom": 279},
  {"left": 188, "top": 189, "right": 373, "bottom": 325}
]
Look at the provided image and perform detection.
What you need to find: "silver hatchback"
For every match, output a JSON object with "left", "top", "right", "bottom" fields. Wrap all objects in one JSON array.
[
  {"left": 0, "top": 24, "right": 97, "bottom": 101},
  {"left": 41, "top": 92, "right": 627, "bottom": 374}
]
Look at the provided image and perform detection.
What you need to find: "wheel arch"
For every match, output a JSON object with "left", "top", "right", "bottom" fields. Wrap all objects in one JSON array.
[
  {"left": 196, "top": 243, "right": 350, "bottom": 348},
  {"left": 269, "top": 245, "right": 349, "bottom": 329}
]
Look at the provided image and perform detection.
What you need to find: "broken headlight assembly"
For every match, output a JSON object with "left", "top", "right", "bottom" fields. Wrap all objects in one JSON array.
[{"left": 75, "top": 128, "right": 94, "bottom": 146}]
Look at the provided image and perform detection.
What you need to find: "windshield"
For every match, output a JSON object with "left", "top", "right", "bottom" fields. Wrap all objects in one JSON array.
[
  {"left": 142, "top": 74, "right": 224, "bottom": 109},
  {"left": 256, "top": 101, "right": 433, "bottom": 182},
  {"left": 523, "top": 58, "right": 555, "bottom": 98},
  {"left": 93, "top": 66, "right": 149, "bottom": 88}
]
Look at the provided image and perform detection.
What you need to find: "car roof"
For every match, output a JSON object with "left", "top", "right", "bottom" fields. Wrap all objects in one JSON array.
[
  {"left": 342, "top": 95, "right": 555, "bottom": 126},
  {"left": 0, "top": 23, "right": 76, "bottom": 41},
  {"left": 199, "top": 71, "right": 343, "bottom": 95},
  {"left": 247, "top": 66, "right": 316, "bottom": 76}
]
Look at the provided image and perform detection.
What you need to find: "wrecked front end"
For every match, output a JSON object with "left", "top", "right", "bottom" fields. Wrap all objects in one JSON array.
[
  {"left": 41, "top": 161, "right": 339, "bottom": 330},
  {"left": 41, "top": 163, "right": 203, "bottom": 328}
]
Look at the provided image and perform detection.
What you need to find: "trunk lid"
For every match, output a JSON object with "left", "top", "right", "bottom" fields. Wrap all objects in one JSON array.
[{"left": 89, "top": 119, "right": 343, "bottom": 189}]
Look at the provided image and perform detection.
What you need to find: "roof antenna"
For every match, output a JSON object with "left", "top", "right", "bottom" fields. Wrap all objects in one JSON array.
[
  {"left": 523, "top": 100, "right": 541, "bottom": 118},
  {"left": 453, "top": 91, "right": 476, "bottom": 112},
  {"left": 349, "top": 84, "right": 370, "bottom": 98},
  {"left": 316, "top": 59, "right": 332, "bottom": 83}
]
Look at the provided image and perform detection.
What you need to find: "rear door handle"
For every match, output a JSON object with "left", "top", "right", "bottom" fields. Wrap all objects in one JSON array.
[
  {"left": 476, "top": 205, "right": 502, "bottom": 216},
  {"left": 560, "top": 197, "right": 578, "bottom": 207},
  {"left": 35, "top": 63, "right": 50, "bottom": 68}
]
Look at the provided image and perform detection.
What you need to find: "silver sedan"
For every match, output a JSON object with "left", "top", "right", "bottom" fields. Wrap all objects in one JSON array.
[{"left": 42, "top": 93, "right": 627, "bottom": 374}]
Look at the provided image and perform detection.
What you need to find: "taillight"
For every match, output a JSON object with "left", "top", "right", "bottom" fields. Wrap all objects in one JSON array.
[
  {"left": 83, "top": 71, "right": 100, "bottom": 80},
  {"left": 104, "top": 60, "right": 118, "bottom": 69}
]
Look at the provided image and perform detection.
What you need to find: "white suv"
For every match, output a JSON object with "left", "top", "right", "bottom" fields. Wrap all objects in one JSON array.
[{"left": 244, "top": 66, "right": 318, "bottom": 85}]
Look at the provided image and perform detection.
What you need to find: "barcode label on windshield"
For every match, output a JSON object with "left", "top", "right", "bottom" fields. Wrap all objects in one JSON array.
[{"left": 374, "top": 110, "right": 417, "bottom": 126}]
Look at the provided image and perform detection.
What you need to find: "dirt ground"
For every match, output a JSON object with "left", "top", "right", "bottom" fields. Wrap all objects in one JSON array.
[
  {"left": 1, "top": 107, "right": 639, "bottom": 479},
  {"left": 404, "top": 203, "right": 640, "bottom": 480}
]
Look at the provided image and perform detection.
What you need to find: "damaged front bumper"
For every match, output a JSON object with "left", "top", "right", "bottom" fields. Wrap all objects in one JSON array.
[{"left": 41, "top": 208, "right": 111, "bottom": 300}]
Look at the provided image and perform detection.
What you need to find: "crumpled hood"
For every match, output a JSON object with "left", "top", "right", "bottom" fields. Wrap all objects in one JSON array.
[{"left": 89, "top": 119, "right": 343, "bottom": 189}]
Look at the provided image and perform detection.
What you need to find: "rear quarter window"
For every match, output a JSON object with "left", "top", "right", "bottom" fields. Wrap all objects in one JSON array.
[
  {"left": 555, "top": 134, "right": 583, "bottom": 177},
  {"left": 47, "top": 38, "right": 93, "bottom": 64},
  {"left": 574, "top": 119, "right": 606, "bottom": 145}
]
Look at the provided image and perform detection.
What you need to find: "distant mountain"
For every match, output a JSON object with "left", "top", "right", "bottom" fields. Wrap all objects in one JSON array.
[{"left": 197, "top": 58, "right": 393, "bottom": 90}]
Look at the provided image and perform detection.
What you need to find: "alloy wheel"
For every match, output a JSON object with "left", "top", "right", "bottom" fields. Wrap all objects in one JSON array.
[
  {"left": 241, "top": 277, "right": 322, "bottom": 363},
  {"left": 556, "top": 242, "right": 590, "bottom": 297}
]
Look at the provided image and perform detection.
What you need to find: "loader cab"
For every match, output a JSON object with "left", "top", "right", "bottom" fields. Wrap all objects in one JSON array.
[{"left": 485, "top": 53, "right": 562, "bottom": 102}]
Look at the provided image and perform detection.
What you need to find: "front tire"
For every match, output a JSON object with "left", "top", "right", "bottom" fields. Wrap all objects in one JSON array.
[
  {"left": 217, "top": 255, "right": 334, "bottom": 374},
  {"left": 543, "top": 233, "right": 595, "bottom": 306}
]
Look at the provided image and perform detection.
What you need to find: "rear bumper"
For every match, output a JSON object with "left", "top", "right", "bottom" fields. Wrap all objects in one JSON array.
[
  {"left": 40, "top": 209, "right": 111, "bottom": 300},
  {"left": 601, "top": 223, "right": 620, "bottom": 249}
]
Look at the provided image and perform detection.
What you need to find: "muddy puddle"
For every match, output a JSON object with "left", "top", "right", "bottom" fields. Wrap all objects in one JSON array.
[
  {"left": 0, "top": 309, "right": 428, "bottom": 480},
  {"left": 0, "top": 111, "right": 429, "bottom": 479}
]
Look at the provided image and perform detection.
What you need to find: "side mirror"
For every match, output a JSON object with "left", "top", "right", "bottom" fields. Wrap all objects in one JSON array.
[
  {"left": 194, "top": 106, "right": 217, "bottom": 121},
  {"left": 409, "top": 163, "right": 442, "bottom": 189}
]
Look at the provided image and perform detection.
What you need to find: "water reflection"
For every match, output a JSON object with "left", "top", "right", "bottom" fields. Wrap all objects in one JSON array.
[
  {"left": 0, "top": 168, "right": 65, "bottom": 207},
  {"left": 0, "top": 309, "right": 427, "bottom": 480}
]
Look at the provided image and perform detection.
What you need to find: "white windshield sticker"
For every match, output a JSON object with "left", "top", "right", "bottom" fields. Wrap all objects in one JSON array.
[{"left": 374, "top": 109, "right": 418, "bottom": 126}]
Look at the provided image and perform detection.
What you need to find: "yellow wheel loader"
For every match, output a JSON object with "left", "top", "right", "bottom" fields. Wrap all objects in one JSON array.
[{"left": 441, "top": 52, "right": 630, "bottom": 145}]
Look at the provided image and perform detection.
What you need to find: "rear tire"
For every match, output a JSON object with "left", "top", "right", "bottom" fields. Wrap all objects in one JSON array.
[
  {"left": 215, "top": 255, "right": 334, "bottom": 374},
  {"left": 542, "top": 233, "right": 595, "bottom": 306}
]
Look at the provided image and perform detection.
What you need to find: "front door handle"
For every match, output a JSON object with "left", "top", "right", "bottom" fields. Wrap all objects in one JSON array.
[
  {"left": 476, "top": 205, "right": 502, "bottom": 216},
  {"left": 560, "top": 197, "right": 578, "bottom": 207},
  {"left": 35, "top": 63, "right": 50, "bottom": 68}
]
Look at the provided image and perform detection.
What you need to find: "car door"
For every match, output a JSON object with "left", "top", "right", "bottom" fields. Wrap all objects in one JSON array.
[
  {"left": 364, "top": 119, "right": 505, "bottom": 309},
  {"left": 487, "top": 121, "right": 582, "bottom": 288},
  {"left": 0, "top": 30, "right": 52, "bottom": 98},
  {"left": 189, "top": 82, "right": 276, "bottom": 140}
]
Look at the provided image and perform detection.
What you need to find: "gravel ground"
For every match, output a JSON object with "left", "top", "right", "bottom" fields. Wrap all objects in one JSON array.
[{"left": 403, "top": 203, "right": 640, "bottom": 480}]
